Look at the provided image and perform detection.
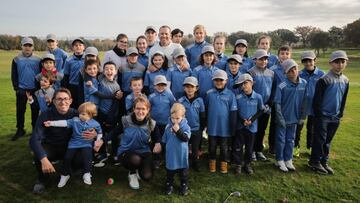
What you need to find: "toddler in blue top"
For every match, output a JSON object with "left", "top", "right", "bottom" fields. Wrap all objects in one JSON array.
[
  {"left": 162, "top": 103, "right": 191, "bottom": 196},
  {"left": 44, "top": 102, "right": 103, "bottom": 187}
]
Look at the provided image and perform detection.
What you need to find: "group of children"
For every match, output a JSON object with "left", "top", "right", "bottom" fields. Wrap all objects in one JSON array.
[{"left": 13, "top": 24, "right": 349, "bottom": 195}]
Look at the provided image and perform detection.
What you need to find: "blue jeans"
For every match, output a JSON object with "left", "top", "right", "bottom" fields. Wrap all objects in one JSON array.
[
  {"left": 276, "top": 124, "right": 297, "bottom": 161},
  {"left": 310, "top": 117, "right": 340, "bottom": 164}
]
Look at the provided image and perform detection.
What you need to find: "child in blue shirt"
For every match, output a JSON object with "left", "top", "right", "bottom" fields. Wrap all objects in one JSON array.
[
  {"left": 11, "top": 37, "right": 41, "bottom": 140},
  {"left": 295, "top": 51, "right": 325, "bottom": 155},
  {"left": 44, "top": 102, "right": 103, "bottom": 187},
  {"left": 232, "top": 39, "right": 253, "bottom": 73},
  {"left": 162, "top": 103, "right": 191, "bottom": 196},
  {"left": 233, "top": 74, "right": 266, "bottom": 174},
  {"left": 185, "top": 25, "right": 209, "bottom": 69},
  {"left": 167, "top": 48, "right": 192, "bottom": 99},
  {"left": 274, "top": 59, "right": 307, "bottom": 172},
  {"left": 257, "top": 35, "right": 279, "bottom": 68},
  {"left": 192, "top": 45, "right": 219, "bottom": 98},
  {"left": 46, "top": 33, "right": 68, "bottom": 73},
  {"left": 213, "top": 35, "right": 228, "bottom": 70},
  {"left": 144, "top": 51, "right": 168, "bottom": 94},
  {"left": 226, "top": 54, "right": 243, "bottom": 95},
  {"left": 82, "top": 59, "right": 101, "bottom": 107},
  {"left": 125, "top": 77, "right": 146, "bottom": 114},
  {"left": 309, "top": 50, "right": 349, "bottom": 175},
  {"left": 206, "top": 70, "right": 237, "bottom": 174},
  {"left": 178, "top": 76, "right": 206, "bottom": 171}
]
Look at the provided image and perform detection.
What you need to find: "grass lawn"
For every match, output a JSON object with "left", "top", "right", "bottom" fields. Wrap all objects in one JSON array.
[{"left": 0, "top": 49, "right": 359, "bottom": 202}]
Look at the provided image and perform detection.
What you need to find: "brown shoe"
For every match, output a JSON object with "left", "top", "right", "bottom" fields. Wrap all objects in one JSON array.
[
  {"left": 220, "top": 161, "right": 228, "bottom": 174},
  {"left": 209, "top": 160, "right": 216, "bottom": 173}
]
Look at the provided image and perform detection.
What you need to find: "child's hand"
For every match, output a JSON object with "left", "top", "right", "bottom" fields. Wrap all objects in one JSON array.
[
  {"left": 179, "top": 62, "right": 189, "bottom": 71},
  {"left": 93, "top": 140, "right": 104, "bottom": 152},
  {"left": 45, "top": 96, "right": 52, "bottom": 104},
  {"left": 86, "top": 81, "right": 93, "bottom": 87},
  {"left": 244, "top": 119, "right": 252, "bottom": 126},
  {"left": 172, "top": 123, "right": 180, "bottom": 133},
  {"left": 43, "top": 121, "right": 52, "bottom": 127},
  {"left": 147, "top": 64, "right": 157, "bottom": 73},
  {"left": 26, "top": 91, "right": 33, "bottom": 102},
  {"left": 153, "top": 143, "right": 162, "bottom": 153},
  {"left": 115, "top": 90, "right": 123, "bottom": 99}
]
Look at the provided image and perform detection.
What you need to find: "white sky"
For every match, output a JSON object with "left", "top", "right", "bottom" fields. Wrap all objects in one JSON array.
[{"left": 0, "top": 0, "right": 359, "bottom": 40}]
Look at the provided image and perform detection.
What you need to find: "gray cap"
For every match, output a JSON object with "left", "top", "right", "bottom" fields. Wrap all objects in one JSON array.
[
  {"left": 126, "top": 47, "right": 139, "bottom": 56},
  {"left": 172, "top": 47, "right": 186, "bottom": 58},
  {"left": 227, "top": 54, "right": 243, "bottom": 64},
  {"left": 84, "top": 46, "right": 98, "bottom": 56},
  {"left": 234, "top": 73, "right": 253, "bottom": 87},
  {"left": 145, "top": 25, "right": 157, "bottom": 33},
  {"left": 201, "top": 45, "right": 215, "bottom": 55},
  {"left": 72, "top": 37, "right": 84, "bottom": 45},
  {"left": 21, "top": 37, "right": 34, "bottom": 46},
  {"left": 42, "top": 53, "right": 55, "bottom": 61},
  {"left": 183, "top": 76, "right": 198, "bottom": 86},
  {"left": 301, "top": 51, "right": 316, "bottom": 60},
  {"left": 154, "top": 75, "right": 168, "bottom": 85},
  {"left": 235, "top": 39, "right": 248, "bottom": 47},
  {"left": 329, "top": 50, "right": 348, "bottom": 62},
  {"left": 46, "top": 33, "right": 57, "bottom": 41},
  {"left": 282, "top": 59, "right": 298, "bottom": 73},
  {"left": 212, "top": 69, "right": 228, "bottom": 80},
  {"left": 252, "top": 49, "right": 269, "bottom": 60}
]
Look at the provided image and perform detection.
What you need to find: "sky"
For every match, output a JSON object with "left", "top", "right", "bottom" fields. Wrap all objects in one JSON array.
[{"left": 0, "top": 0, "right": 359, "bottom": 40}]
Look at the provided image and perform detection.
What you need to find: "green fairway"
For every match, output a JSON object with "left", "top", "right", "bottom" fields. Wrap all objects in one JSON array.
[{"left": 0, "top": 49, "right": 359, "bottom": 203}]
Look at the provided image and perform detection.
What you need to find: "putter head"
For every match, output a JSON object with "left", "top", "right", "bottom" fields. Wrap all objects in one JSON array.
[{"left": 232, "top": 191, "right": 241, "bottom": 197}]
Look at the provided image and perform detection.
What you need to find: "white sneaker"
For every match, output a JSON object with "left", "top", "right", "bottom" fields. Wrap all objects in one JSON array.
[
  {"left": 285, "top": 160, "right": 296, "bottom": 171},
  {"left": 128, "top": 172, "right": 140, "bottom": 189},
  {"left": 57, "top": 175, "right": 70, "bottom": 188},
  {"left": 275, "top": 160, "right": 289, "bottom": 172},
  {"left": 83, "top": 173, "right": 92, "bottom": 185}
]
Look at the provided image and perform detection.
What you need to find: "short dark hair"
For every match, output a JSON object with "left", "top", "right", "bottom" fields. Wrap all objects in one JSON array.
[
  {"left": 199, "top": 52, "right": 217, "bottom": 65},
  {"left": 103, "top": 61, "right": 117, "bottom": 69},
  {"left": 278, "top": 45, "right": 292, "bottom": 55},
  {"left": 171, "top": 28, "right": 184, "bottom": 38},
  {"left": 53, "top": 88, "right": 72, "bottom": 100},
  {"left": 130, "top": 76, "right": 143, "bottom": 85},
  {"left": 116, "top": 33, "right": 128, "bottom": 42}
]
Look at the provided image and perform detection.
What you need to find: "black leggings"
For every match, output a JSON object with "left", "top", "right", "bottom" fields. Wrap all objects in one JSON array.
[
  {"left": 233, "top": 129, "right": 255, "bottom": 165},
  {"left": 120, "top": 151, "right": 153, "bottom": 181},
  {"left": 16, "top": 89, "right": 38, "bottom": 129},
  {"left": 190, "top": 130, "right": 202, "bottom": 160},
  {"left": 166, "top": 168, "right": 188, "bottom": 185},
  {"left": 254, "top": 113, "right": 270, "bottom": 152},
  {"left": 208, "top": 136, "right": 228, "bottom": 161},
  {"left": 63, "top": 147, "right": 93, "bottom": 175}
]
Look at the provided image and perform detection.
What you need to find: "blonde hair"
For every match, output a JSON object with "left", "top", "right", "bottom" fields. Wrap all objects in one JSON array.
[
  {"left": 171, "top": 103, "right": 186, "bottom": 116},
  {"left": 257, "top": 35, "right": 272, "bottom": 45},
  {"left": 78, "top": 102, "right": 97, "bottom": 118},
  {"left": 193, "top": 24, "right": 206, "bottom": 34}
]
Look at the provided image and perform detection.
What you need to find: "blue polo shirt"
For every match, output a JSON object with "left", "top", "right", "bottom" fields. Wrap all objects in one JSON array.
[
  {"left": 144, "top": 68, "right": 167, "bottom": 94},
  {"left": 185, "top": 41, "right": 210, "bottom": 69},
  {"left": 125, "top": 92, "right": 147, "bottom": 113},
  {"left": 66, "top": 117, "right": 102, "bottom": 149},
  {"left": 248, "top": 66, "right": 274, "bottom": 104},
  {"left": 63, "top": 54, "right": 84, "bottom": 85},
  {"left": 192, "top": 65, "right": 219, "bottom": 98},
  {"left": 215, "top": 53, "right": 228, "bottom": 70},
  {"left": 138, "top": 53, "right": 149, "bottom": 68},
  {"left": 205, "top": 88, "right": 238, "bottom": 137},
  {"left": 162, "top": 118, "right": 191, "bottom": 170},
  {"left": 84, "top": 77, "right": 100, "bottom": 106},
  {"left": 299, "top": 67, "right": 325, "bottom": 116},
  {"left": 148, "top": 90, "right": 176, "bottom": 125},
  {"left": 48, "top": 48, "right": 68, "bottom": 73},
  {"left": 166, "top": 64, "right": 192, "bottom": 99},
  {"left": 12, "top": 53, "right": 41, "bottom": 90},
  {"left": 226, "top": 69, "right": 242, "bottom": 95},
  {"left": 274, "top": 78, "right": 307, "bottom": 124},
  {"left": 236, "top": 91, "right": 264, "bottom": 133},
  {"left": 178, "top": 96, "right": 205, "bottom": 131}
]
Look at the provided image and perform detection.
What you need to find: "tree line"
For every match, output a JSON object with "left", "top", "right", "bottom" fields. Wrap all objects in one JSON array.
[{"left": 1, "top": 18, "right": 359, "bottom": 55}]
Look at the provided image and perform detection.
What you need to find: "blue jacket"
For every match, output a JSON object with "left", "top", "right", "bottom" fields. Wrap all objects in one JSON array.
[
  {"left": 63, "top": 54, "right": 84, "bottom": 85},
  {"left": 149, "top": 90, "right": 176, "bottom": 125},
  {"left": 239, "top": 57, "right": 253, "bottom": 73},
  {"left": 236, "top": 91, "right": 264, "bottom": 133},
  {"left": 185, "top": 41, "right": 210, "bottom": 69},
  {"left": 138, "top": 53, "right": 149, "bottom": 68},
  {"left": 313, "top": 70, "right": 349, "bottom": 118},
  {"left": 215, "top": 53, "right": 228, "bottom": 70},
  {"left": 84, "top": 77, "right": 100, "bottom": 107},
  {"left": 66, "top": 117, "right": 102, "bottom": 148},
  {"left": 48, "top": 48, "right": 68, "bottom": 73},
  {"left": 178, "top": 96, "right": 205, "bottom": 131},
  {"left": 118, "top": 61, "right": 146, "bottom": 93},
  {"left": 248, "top": 66, "right": 274, "bottom": 104},
  {"left": 11, "top": 53, "right": 41, "bottom": 90},
  {"left": 166, "top": 64, "right": 192, "bottom": 99},
  {"left": 144, "top": 68, "right": 167, "bottom": 94},
  {"left": 162, "top": 118, "right": 191, "bottom": 170},
  {"left": 226, "top": 69, "right": 242, "bottom": 95},
  {"left": 267, "top": 53, "right": 279, "bottom": 68},
  {"left": 192, "top": 65, "right": 219, "bottom": 98}
]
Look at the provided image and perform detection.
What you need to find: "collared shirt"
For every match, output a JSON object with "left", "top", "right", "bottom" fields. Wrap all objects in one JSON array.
[
  {"left": 148, "top": 90, "right": 176, "bottom": 125},
  {"left": 226, "top": 69, "right": 242, "bottom": 95},
  {"left": 248, "top": 66, "right": 274, "bottom": 104},
  {"left": 215, "top": 53, "right": 228, "bottom": 70},
  {"left": 166, "top": 64, "right": 192, "bottom": 99},
  {"left": 236, "top": 91, "right": 264, "bottom": 133},
  {"left": 178, "top": 96, "right": 205, "bottom": 131},
  {"left": 192, "top": 65, "right": 219, "bottom": 98},
  {"left": 63, "top": 54, "right": 84, "bottom": 85},
  {"left": 185, "top": 41, "right": 210, "bottom": 69}
]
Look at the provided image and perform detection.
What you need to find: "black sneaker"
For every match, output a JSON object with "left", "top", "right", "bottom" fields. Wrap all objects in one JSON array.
[
  {"left": 179, "top": 183, "right": 189, "bottom": 196},
  {"left": 154, "top": 160, "right": 161, "bottom": 169},
  {"left": 308, "top": 161, "right": 328, "bottom": 175},
  {"left": 112, "top": 156, "right": 121, "bottom": 166},
  {"left": 321, "top": 162, "right": 334, "bottom": 175},
  {"left": 165, "top": 183, "right": 174, "bottom": 195},
  {"left": 234, "top": 165, "right": 242, "bottom": 174},
  {"left": 243, "top": 164, "right": 254, "bottom": 174},
  {"left": 11, "top": 129, "right": 26, "bottom": 141},
  {"left": 32, "top": 181, "right": 45, "bottom": 195},
  {"left": 93, "top": 154, "right": 108, "bottom": 168}
]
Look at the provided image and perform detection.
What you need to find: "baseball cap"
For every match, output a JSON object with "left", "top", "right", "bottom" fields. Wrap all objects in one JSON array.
[
  {"left": 172, "top": 48, "right": 186, "bottom": 58},
  {"left": 301, "top": 51, "right": 316, "bottom": 60},
  {"left": 234, "top": 73, "right": 253, "bottom": 88},
  {"left": 235, "top": 39, "right": 248, "bottom": 47},
  {"left": 282, "top": 59, "right": 298, "bottom": 73},
  {"left": 21, "top": 37, "right": 34, "bottom": 46},
  {"left": 42, "top": 53, "right": 55, "bottom": 61},
  {"left": 201, "top": 45, "right": 215, "bottom": 55},
  {"left": 183, "top": 76, "right": 198, "bottom": 86},
  {"left": 46, "top": 33, "right": 57, "bottom": 41},
  {"left": 154, "top": 75, "right": 168, "bottom": 85},
  {"left": 227, "top": 54, "right": 243, "bottom": 64},
  {"left": 84, "top": 46, "right": 98, "bottom": 56},
  {"left": 72, "top": 37, "right": 85, "bottom": 45},
  {"left": 212, "top": 69, "right": 228, "bottom": 80},
  {"left": 145, "top": 26, "right": 157, "bottom": 33},
  {"left": 126, "top": 47, "right": 139, "bottom": 56},
  {"left": 252, "top": 49, "right": 269, "bottom": 60},
  {"left": 329, "top": 50, "right": 348, "bottom": 62}
]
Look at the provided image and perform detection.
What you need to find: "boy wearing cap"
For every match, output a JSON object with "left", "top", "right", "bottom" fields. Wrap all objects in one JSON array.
[
  {"left": 145, "top": 26, "right": 158, "bottom": 53},
  {"left": 309, "top": 50, "right": 349, "bottom": 175},
  {"left": 11, "top": 37, "right": 41, "bottom": 140},
  {"left": 233, "top": 73, "right": 266, "bottom": 174},
  {"left": 36, "top": 53, "right": 63, "bottom": 91},
  {"left": 166, "top": 48, "right": 192, "bottom": 99},
  {"left": 232, "top": 39, "right": 253, "bottom": 72},
  {"left": 205, "top": 69, "right": 237, "bottom": 174},
  {"left": 192, "top": 45, "right": 219, "bottom": 99},
  {"left": 178, "top": 76, "right": 206, "bottom": 171},
  {"left": 274, "top": 59, "right": 307, "bottom": 172},
  {"left": 226, "top": 54, "right": 243, "bottom": 95},
  {"left": 248, "top": 49, "right": 274, "bottom": 161},
  {"left": 46, "top": 33, "right": 68, "bottom": 73},
  {"left": 294, "top": 51, "right": 325, "bottom": 156},
  {"left": 213, "top": 35, "right": 228, "bottom": 70},
  {"left": 185, "top": 25, "right": 210, "bottom": 69},
  {"left": 62, "top": 38, "right": 85, "bottom": 108}
]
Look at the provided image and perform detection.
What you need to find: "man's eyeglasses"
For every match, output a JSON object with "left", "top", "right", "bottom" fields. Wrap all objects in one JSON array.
[{"left": 55, "top": 98, "right": 71, "bottom": 103}]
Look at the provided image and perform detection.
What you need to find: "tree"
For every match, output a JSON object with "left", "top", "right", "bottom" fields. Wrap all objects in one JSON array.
[
  {"left": 328, "top": 26, "right": 344, "bottom": 47},
  {"left": 309, "top": 30, "right": 331, "bottom": 56},
  {"left": 294, "top": 26, "right": 317, "bottom": 48},
  {"left": 273, "top": 29, "right": 298, "bottom": 46},
  {"left": 343, "top": 18, "right": 360, "bottom": 47}
]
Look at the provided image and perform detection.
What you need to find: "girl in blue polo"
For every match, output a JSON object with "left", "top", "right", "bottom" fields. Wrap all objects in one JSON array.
[
  {"left": 232, "top": 39, "right": 253, "bottom": 73},
  {"left": 226, "top": 54, "right": 243, "bottom": 95},
  {"left": 144, "top": 51, "right": 168, "bottom": 94},
  {"left": 178, "top": 76, "right": 205, "bottom": 171}
]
